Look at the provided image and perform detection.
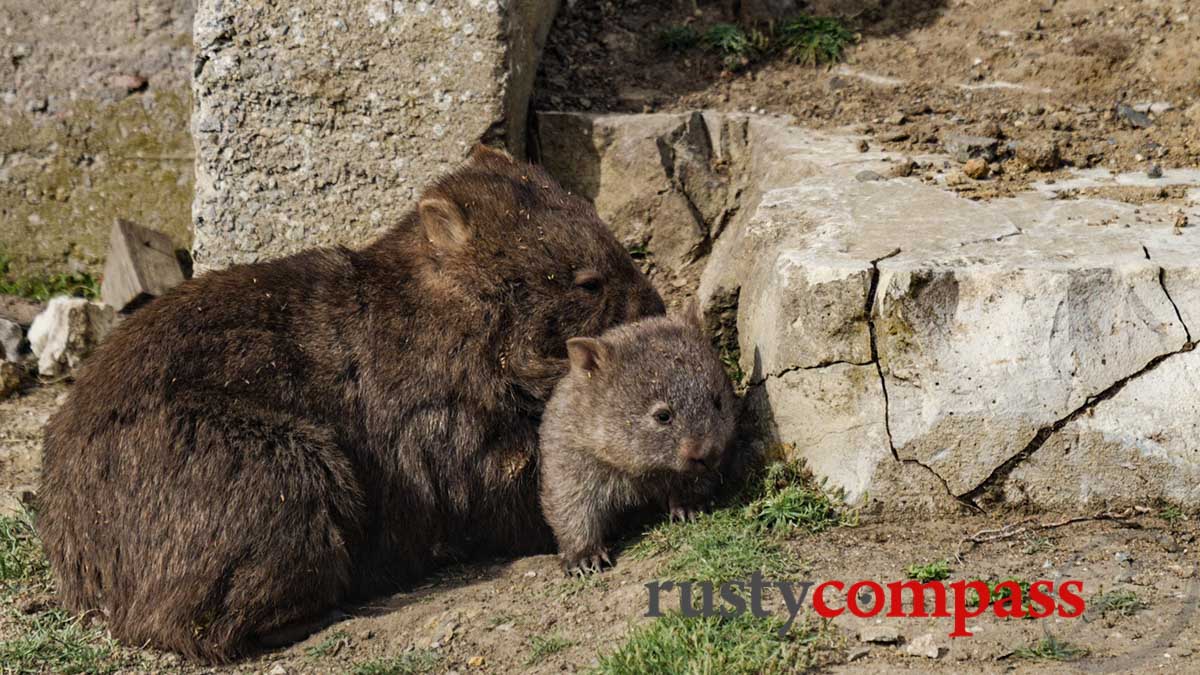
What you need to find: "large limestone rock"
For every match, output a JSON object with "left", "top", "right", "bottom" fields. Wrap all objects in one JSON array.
[
  {"left": 27, "top": 297, "right": 117, "bottom": 378},
  {"left": 192, "top": 0, "right": 559, "bottom": 270},
  {"left": 537, "top": 111, "right": 746, "bottom": 291},
  {"left": 703, "top": 116, "right": 1200, "bottom": 512}
]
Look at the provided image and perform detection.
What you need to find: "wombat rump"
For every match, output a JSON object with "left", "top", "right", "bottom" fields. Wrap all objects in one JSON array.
[
  {"left": 36, "top": 147, "right": 663, "bottom": 662},
  {"left": 539, "top": 309, "right": 738, "bottom": 575}
]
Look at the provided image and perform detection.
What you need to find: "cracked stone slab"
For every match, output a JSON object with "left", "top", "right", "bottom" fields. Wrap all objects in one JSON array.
[{"left": 706, "top": 115, "right": 1200, "bottom": 510}]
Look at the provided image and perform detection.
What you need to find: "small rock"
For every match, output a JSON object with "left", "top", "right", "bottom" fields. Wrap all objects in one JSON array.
[
  {"left": 963, "top": 158, "right": 990, "bottom": 179},
  {"left": 0, "top": 362, "right": 20, "bottom": 399},
  {"left": 856, "top": 170, "right": 884, "bottom": 183},
  {"left": 886, "top": 112, "right": 907, "bottom": 125},
  {"left": 1015, "top": 138, "right": 1061, "bottom": 171},
  {"left": 268, "top": 664, "right": 287, "bottom": 675},
  {"left": 945, "top": 171, "right": 969, "bottom": 187},
  {"left": 942, "top": 133, "right": 999, "bottom": 163},
  {"left": 904, "top": 633, "right": 941, "bottom": 659},
  {"left": 27, "top": 297, "right": 117, "bottom": 377},
  {"left": 889, "top": 158, "right": 917, "bottom": 178},
  {"left": 524, "top": 570, "right": 537, "bottom": 578},
  {"left": 1147, "top": 164, "right": 1163, "bottom": 179},
  {"left": 1150, "top": 102, "right": 1173, "bottom": 115},
  {"left": 856, "top": 139, "right": 869, "bottom": 153},
  {"left": 467, "top": 655, "right": 485, "bottom": 668},
  {"left": 1, "top": 318, "right": 22, "bottom": 362},
  {"left": 859, "top": 625, "right": 901, "bottom": 644},
  {"left": 1115, "top": 551, "right": 1133, "bottom": 565},
  {"left": 878, "top": 131, "right": 910, "bottom": 143},
  {"left": 847, "top": 646, "right": 870, "bottom": 662},
  {"left": 1117, "top": 103, "right": 1153, "bottom": 128}
]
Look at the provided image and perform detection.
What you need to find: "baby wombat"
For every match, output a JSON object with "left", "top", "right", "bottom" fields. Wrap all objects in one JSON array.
[
  {"left": 37, "top": 146, "right": 664, "bottom": 662},
  {"left": 539, "top": 307, "right": 738, "bottom": 574}
]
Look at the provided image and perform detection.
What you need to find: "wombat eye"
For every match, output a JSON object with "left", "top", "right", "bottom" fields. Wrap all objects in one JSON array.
[
  {"left": 574, "top": 269, "right": 604, "bottom": 293},
  {"left": 652, "top": 406, "right": 673, "bottom": 425}
]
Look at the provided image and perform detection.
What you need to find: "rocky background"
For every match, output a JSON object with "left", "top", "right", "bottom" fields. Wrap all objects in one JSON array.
[{"left": 0, "top": 0, "right": 194, "bottom": 279}]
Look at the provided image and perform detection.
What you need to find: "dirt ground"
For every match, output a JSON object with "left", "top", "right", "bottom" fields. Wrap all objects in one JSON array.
[
  {"left": 535, "top": 0, "right": 1200, "bottom": 200},
  {"left": 2, "top": 383, "right": 1199, "bottom": 673}
]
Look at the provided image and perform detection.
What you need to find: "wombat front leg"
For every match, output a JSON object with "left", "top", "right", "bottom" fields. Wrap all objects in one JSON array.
[
  {"left": 540, "top": 480, "right": 615, "bottom": 575},
  {"left": 666, "top": 472, "right": 720, "bottom": 522}
]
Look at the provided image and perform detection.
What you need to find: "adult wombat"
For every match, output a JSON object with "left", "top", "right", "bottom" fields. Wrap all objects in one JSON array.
[
  {"left": 539, "top": 308, "right": 737, "bottom": 574},
  {"left": 37, "top": 147, "right": 664, "bottom": 662}
]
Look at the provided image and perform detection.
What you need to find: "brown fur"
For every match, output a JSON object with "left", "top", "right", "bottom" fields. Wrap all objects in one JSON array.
[
  {"left": 36, "top": 147, "right": 664, "bottom": 662},
  {"left": 538, "top": 309, "right": 737, "bottom": 574}
]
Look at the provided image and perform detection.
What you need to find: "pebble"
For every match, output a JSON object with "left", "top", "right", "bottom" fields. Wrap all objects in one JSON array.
[
  {"left": 847, "top": 646, "right": 871, "bottom": 662},
  {"left": 1117, "top": 103, "right": 1153, "bottom": 128},
  {"left": 1115, "top": 551, "right": 1133, "bottom": 565},
  {"left": 889, "top": 158, "right": 917, "bottom": 178},
  {"left": 905, "top": 633, "right": 941, "bottom": 659},
  {"left": 1147, "top": 164, "right": 1163, "bottom": 179},
  {"left": 268, "top": 665, "right": 287, "bottom": 675},
  {"left": 467, "top": 655, "right": 486, "bottom": 668},
  {"left": 963, "top": 157, "right": 989, "bottom": 179},
  {"left": 857, "top": 139, "right": 870, "bottom": 153},
  {"left": 1015, "top": 138, "right": 1061, "bottom": 171},
  {"left": 855, "top": 170, "right": 884, "bottom": 182}
]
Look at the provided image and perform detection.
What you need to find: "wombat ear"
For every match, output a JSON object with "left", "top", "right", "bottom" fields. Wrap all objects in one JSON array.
[
  {"left": 419, "top": 197, "right": 471, "bottom": 252},
  {"left": 682, "top": 298, "right": 704, "bottom": 332},
  {"left": 566, "top": 337, "right": 609, "bottom": 375},
  {"left": 469, "top": 143, "right": 515, "bottom": 168}
]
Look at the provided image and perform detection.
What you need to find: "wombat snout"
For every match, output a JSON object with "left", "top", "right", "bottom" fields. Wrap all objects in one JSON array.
[{"left": 678, "top": 436, "right": 722, "bottom": 472}]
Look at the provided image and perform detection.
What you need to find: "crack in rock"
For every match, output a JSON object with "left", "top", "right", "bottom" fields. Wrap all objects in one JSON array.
[
  {"left": 746, "top": 359, "right": 875, "bottom": 387},
  {"left": 864, "top": 248, "right": 978, "bottom": 510},
  {"left": 960, "top": 246, "right": 1197, "bottom": 509}
]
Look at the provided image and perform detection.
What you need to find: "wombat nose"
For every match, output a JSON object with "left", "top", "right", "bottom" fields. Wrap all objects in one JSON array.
[{"left": 678, "top": 438, "right": 715, "bottom": 471}]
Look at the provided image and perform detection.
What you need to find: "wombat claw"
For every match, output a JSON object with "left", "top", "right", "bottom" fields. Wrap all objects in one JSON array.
[
  {"left": 564, "top": 549, "right": 612, "bottom": 576},
  {"left": 669, "top": 504, "right": 700, "bottom": 522}
]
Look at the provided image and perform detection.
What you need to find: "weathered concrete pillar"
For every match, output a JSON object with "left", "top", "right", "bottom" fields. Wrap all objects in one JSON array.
[{"left": 191, "top": 0, "right": 558, "bottom": 271}]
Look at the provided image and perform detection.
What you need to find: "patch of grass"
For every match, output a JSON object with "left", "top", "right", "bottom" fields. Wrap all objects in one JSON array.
[
  {"left": 626, "top": 242, "right": 651, "bottom": 260},
  {"left": 965, "top": 578, "right": 1033, "bottom": 614},
  {"left": 0, "top": 510, "right": 52, "bottom": 596},
  {"left": 350, "top": 650, "right": 441, "bottom": 675},
  {"left": 0, "top": 253, "right": 99, "bottom": 302},
  {"left": 629, "top": 460, "right": 853, "bottom": 583},
  {"left": 657, "top": 25, "right": 700, "bottom": 52},
  {"left": 719, "top": 347, "right": 744, "bottom": 387},
  {"left": 304, "top": 629, "right": 351, "bottom": 658},
  {"left": 526, "top": 633, "right": 573, "bottom": 666},
  {"left": 904, "top": 559, "right": 951, "bottom": 583},
  {"left": 702, "top": 23, "right": 767, "bottom": 69},
  {"left": 0, "top": 608, "right": 134, "bottom": 674},
  {"left": 1161, "top": 505, "right": 1186, "bottom": 524},
  {"left": 1013, "top": 634, "right": 1088, "bottom": 661},
  {"left": 596, "top": 611, "right": 840, "bottom": 674},
  {"left": 1091, "top": 589, "right": 1146, "bottom": 617},
  {"left": 775, "top": 16, "right": 854, "bottom": 65}
]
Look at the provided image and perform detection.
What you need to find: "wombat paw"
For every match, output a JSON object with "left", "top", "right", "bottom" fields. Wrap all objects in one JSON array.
[
  {"left": 562, "top": 548, "right": 612, "bottom": 576},
  {"left": 669, "top": 504, "right": 702, "bottom": 523}
]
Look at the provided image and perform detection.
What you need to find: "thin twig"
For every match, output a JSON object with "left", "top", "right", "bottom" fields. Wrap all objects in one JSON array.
[{"left": 955, "top": 506, "right": 1147, "bottom": 562}]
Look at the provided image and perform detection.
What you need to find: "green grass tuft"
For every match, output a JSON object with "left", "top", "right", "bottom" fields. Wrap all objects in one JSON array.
[
  {"left": 526, "top": 633, "right": 574, "bottom": 666},
  {"left": 350, "top": 650, "right": 441, "bottom": 675},
  {"left": 904, "top": 559, "right": 951, "bottom": 583},
  {"left": 0, "top": 510, "right": 51, "bottom": 595},
  {"left": 629, "top": 460, "right": 853, "bottom": 583},
  {"left": 775, "top": 16, "right": 854, "bottom": 66},
  {"left": 1160, "top": 505, "right": 1185, "bottom": 524},
  {"left": 0, "top": 609, "right": 133, "bottom": 674},
  {"left": 304, "top": 629, "right": 351, "bottom": 658},
  {"left": 1091, "top": 589, "right": 1146, "bottom": 617},
  {"left": 596, "top": 611, "right": 839, "bottom": 674},
  {"left": 0, "top": 253, "right": 100, "bottom": 302},
  {"left": 657, "top": 25, "right": 700, "bottom": 52},
  {"left": 1013, "top": 634, "right": 1088, "bottom": 661}
]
